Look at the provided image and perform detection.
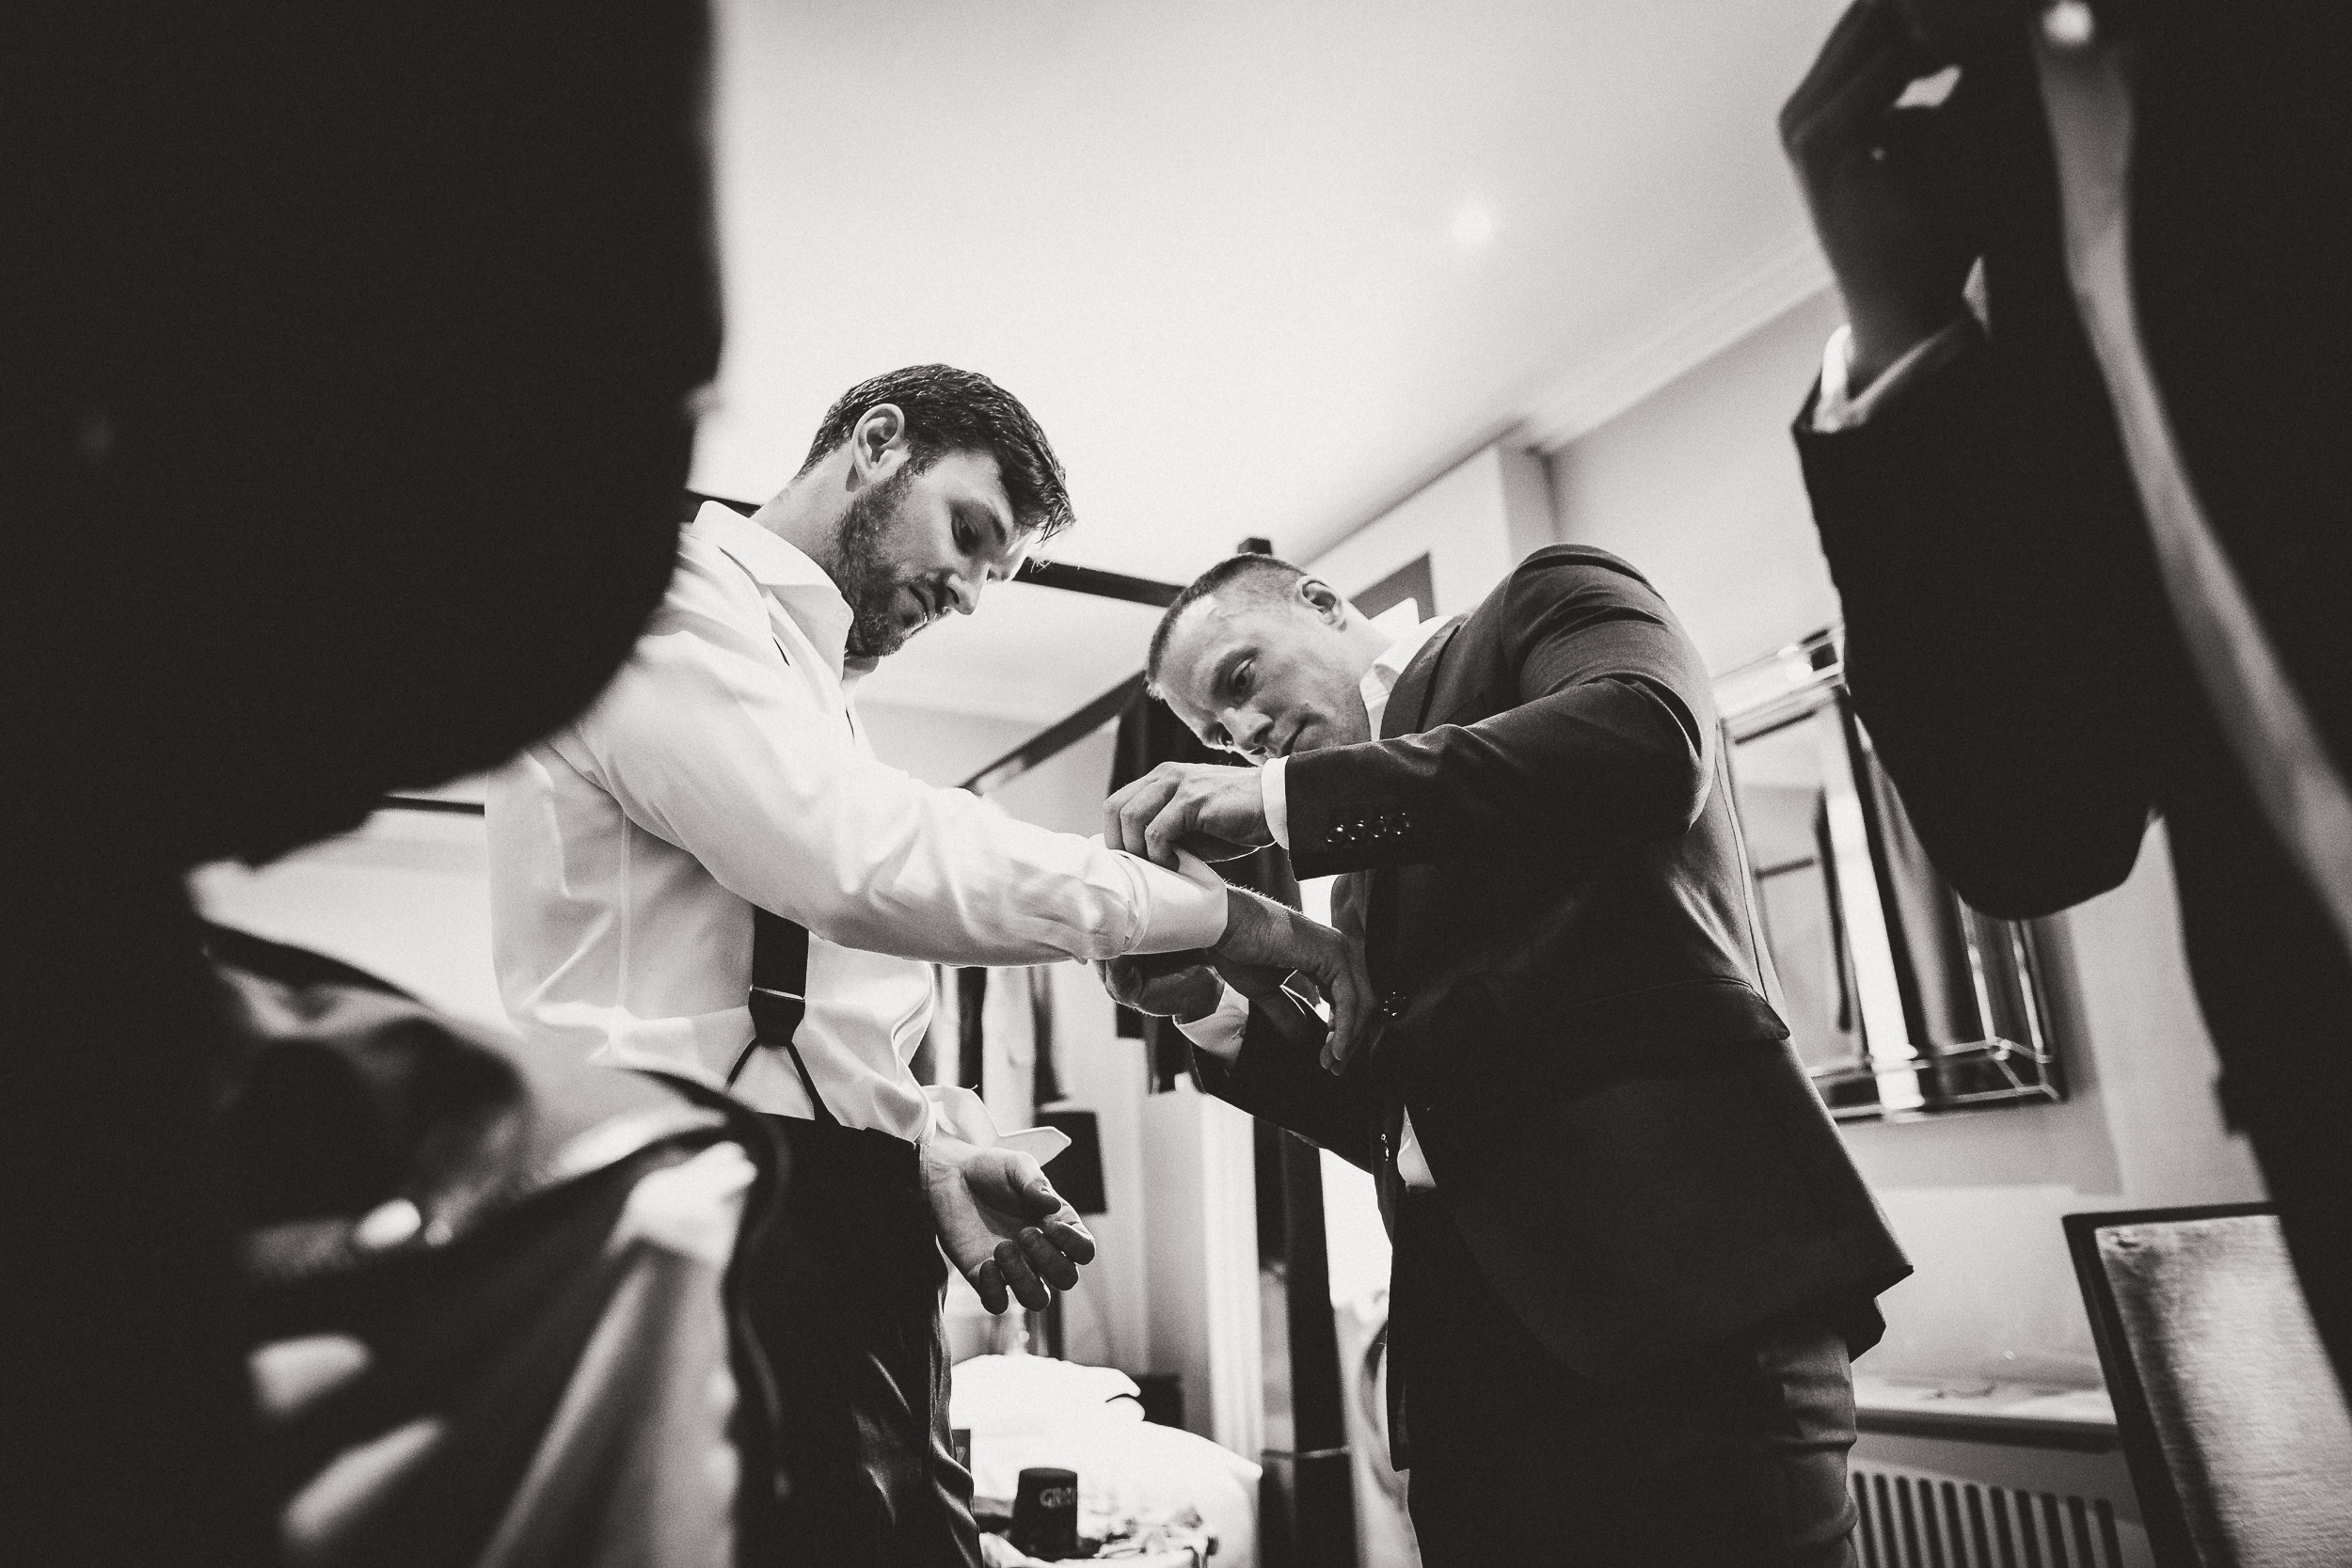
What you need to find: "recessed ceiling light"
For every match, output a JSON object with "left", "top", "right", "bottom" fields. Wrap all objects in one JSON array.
[{"left": 1450, "top": 201, "right": 1496, "bottom": 249}]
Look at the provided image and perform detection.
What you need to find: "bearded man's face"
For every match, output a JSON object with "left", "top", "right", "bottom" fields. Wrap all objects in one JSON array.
[{"left": 827, "top": 451, "right": 1030, "bottom": 660}]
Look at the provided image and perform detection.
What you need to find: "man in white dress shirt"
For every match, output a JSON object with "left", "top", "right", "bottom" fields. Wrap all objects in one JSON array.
[{"left": 486, "top": 365, "right": 1368, "bottom": 1566}]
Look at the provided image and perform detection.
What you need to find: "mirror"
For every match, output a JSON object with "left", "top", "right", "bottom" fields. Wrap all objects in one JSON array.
[{"left": 1717, "top": 628, "right": 2062, "bottom": 1121}]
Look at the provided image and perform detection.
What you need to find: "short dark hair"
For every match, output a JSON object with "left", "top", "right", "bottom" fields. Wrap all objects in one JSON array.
[
  {"left": 797, "top": 364, "right": 1074, "bottom": 540},
  {"left": 1146, "top": 553, "right": 1309, "bottom": 687}
]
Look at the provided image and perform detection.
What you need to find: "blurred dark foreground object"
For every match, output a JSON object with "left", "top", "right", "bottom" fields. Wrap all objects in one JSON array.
[
  {"left": 1783, "top": 0, "right": 2352, "bottom": 1389},
  {"left": 215, "top": 927, "right": 788, "bottom": 1568},
  {"left": 0, "top": 3, "right": 721, "bottom": 1560}
]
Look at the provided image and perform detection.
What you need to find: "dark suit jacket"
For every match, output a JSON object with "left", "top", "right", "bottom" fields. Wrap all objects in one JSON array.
[
  {"left": 7, "top": 7, "right": 719, "bottom": 1560},
  {"left": 1192, "top": 546, "right": 1910, "bottom": 1385},
  {"left": 1789, "top": 7, "right": 2352, "bottom": 1384},
  {"left": 1788, "top": 14, "right": 2352, "bottom": 1127}
]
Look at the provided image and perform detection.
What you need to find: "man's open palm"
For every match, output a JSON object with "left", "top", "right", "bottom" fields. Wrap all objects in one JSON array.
[{"left": 922, "top": 1137, "right": 1096, "bottom": 1313}]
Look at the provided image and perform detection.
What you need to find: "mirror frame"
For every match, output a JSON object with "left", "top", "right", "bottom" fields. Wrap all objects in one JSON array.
[{"left": 1717, "top": 626, "right": 2065, "bottom": 1122}]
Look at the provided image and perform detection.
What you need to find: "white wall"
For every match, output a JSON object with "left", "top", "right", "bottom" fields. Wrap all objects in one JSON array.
[
  {"left": 1309, "top": 443, "right": 1554, "bottom": 616},
  {"left": 1548, "top": 289, "right": 1846, "bottom": 673},
  {"left": 1545, "top": 290, "right": 2266, "bottom": 1386},
  {"left": 192, "top": 806, "right": 503, "bottom": 1028}
]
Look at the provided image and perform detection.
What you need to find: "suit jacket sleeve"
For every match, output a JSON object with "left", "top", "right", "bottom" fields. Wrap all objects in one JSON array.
[
  {"left": 1282, "top": 550, "right": 1714, "bottom": 879},
  {"left": 1187, "top": 986, "right": 1383, "bottom": 1174},
  {"left": 1792, "top": 314, "right": 2169, "bottom": 920}
]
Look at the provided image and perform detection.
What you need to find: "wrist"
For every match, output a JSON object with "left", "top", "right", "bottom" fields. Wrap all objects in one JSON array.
[
  {"left": 921, "top": 1131, "right": 976, "bottom": 1176},
  {"left": 1216, "top": 887, "right": 1273, "bottom": 964},
  {"left": 1844, "top": 303, "right": 1968, "bottom": 394}
]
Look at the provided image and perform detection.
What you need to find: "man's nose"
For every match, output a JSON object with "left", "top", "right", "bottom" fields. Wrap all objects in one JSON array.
[
  {"left": 943, "top": 573, "right": 980, "bottom": 616},
  {"left": 1223, "top": 706, "right": 1273, "bottom": 757}
]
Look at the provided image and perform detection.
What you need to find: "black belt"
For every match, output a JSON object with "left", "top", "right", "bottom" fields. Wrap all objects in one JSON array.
[{"left": 728, "top": 907, "right": 838, "bottom": 1128}]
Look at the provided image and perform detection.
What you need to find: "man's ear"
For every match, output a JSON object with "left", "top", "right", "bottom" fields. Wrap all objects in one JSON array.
[
  {"left": 1298, "top": 576, "right": 1346, "bottom": 622},
  {"left": 850, "top": 404, "right": 911, "bottom": 481}
]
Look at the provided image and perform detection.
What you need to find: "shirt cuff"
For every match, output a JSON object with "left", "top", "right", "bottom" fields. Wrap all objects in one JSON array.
[
  {"left": 1263, "top": 757, "right": 1292, "bottom": 849},
  {"left": 1811, "top": 318, "right": 1977, "bottom": 434},
  {"left": 1121, "top": 850, "right": 1230, "bottom": 954},
  {"left": 1173, "top": 982, "right": 1250, "bottom": 1063}
]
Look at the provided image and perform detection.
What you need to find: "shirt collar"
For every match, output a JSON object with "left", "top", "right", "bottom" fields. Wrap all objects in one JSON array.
[
  {"left": 1359, "top": 601, "right": 1451, "bottom": 729},
  {"left": 689, "top": 500, "right": 860, "bottom": 680}
]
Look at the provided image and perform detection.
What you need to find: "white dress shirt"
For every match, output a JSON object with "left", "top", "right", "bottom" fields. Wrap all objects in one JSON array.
[
  {"left": 1180, "top": 602, "right": 1448, "bottom": 1189},
  {"left": 487, "top": 501, "right": 1228, "bottom": 1139}
]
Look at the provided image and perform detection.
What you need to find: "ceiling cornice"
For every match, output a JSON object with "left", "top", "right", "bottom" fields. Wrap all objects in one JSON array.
[{"left": 1516, "top": 233, "right": 1832, "bottom": 453}]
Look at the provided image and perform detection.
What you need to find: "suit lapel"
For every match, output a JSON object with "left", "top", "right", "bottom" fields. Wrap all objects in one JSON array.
[{"left": 1380, "top": 618, "right": 1464, "bottom": 745}]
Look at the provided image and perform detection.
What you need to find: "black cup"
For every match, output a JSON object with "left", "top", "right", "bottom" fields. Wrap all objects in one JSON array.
[{"left": 1009, "top": 1465, "right": 1078, "bottom": 1561}]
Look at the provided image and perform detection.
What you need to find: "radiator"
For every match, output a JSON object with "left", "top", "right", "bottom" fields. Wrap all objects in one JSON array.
[{"left": 1849, "top": 1431, "right": 2153, "bottom": 1568}]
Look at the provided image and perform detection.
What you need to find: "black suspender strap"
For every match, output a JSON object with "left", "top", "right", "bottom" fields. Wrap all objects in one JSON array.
[{"left": 729, "top": 907, "right": 839, "bottom": 1126}]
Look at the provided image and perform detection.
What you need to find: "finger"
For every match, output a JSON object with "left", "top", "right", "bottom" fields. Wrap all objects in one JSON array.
[
  {"left": 995, "top": 1238, "right": 1051, "bottom": 1312},
  {"left": 1041, "top": 1216, "right": 1096, "bottom": 1266},
  {"left": 1326, "top": 957, "right": 1376, "bottom": 1073},
  {"left": 1141, "top": 794, "right": 1197, "bottom": 869},
  {"left": 1017, "top": 1226, "right": 1081, "bottom": 1292},
  {"left": 1323, "top": 983, "right": 1353, "bottom": 1073},
  {"left": 250, "top": 1335, "right": 372, "bottom": 1426},
  {"left": 1781, "top": 0, "right": 1942, "bottom": 157},
  {"left": 971, "top": 1257, "right": 1010, "bottom": 1315},
  {"left": 1024, "top": 1176, "right": 1071, "bottom": 1221},
  {"left": 1113, "top": 776, "right": 1178, "bottom": 860},
  {"left": 1317, "top": 970, "right": 1343, "bottom": 1069},
  {"left": 1103, "top": 777, "right": 1144, "bottom": 849}
]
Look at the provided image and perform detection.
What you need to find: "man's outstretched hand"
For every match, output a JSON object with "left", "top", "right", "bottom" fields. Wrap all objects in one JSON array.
[
  {"left": 1098, "top": 894, "right": 1375, "bottom": 1073},
  {"left": 922, "top": 1134, "right": 1097, "bottom": 1313},
  {"left": 1215, "top": 887, "right": 1377, "bottom": 1072},
  {"left": 1105, "top": 761, "right": 1272, "bottom": 865}
]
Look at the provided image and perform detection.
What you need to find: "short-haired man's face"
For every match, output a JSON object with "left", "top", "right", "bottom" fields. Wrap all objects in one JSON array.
[
  {"left": 835, "top": 448, "right": 1032, "bottom": 659},
  {"left": 1155, "top": 581, "right": 1373, "bottom": 763}
]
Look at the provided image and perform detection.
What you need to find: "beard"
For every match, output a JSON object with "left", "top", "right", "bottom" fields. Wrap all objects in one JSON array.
[{"left": 832, "top": 468, "right": 927, "bottom": 659}]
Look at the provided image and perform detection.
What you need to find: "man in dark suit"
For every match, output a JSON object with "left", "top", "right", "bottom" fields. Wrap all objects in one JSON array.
[
  {"left": 1779, "top": 0, "right": 2352, "bottom": 1386},
  {"left": 1102, "top": 548, "right": 1910, "bottom": 1566}
]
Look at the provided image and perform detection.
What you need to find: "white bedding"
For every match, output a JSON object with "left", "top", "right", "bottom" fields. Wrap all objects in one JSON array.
[{"left": 949, "top": 1355, "right": 1261, "bottom": 1568}]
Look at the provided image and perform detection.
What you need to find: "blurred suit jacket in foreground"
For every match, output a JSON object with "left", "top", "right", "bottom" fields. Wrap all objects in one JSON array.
[
  {"left": 215, "top": 927, "right": 787, "bottom": 1568},
  {"left": 1, "top": 3, "right": 723, "bottom": 1560},
  {"left": 1790, "top": 0, "right": 2352, "bottom": 1387}
]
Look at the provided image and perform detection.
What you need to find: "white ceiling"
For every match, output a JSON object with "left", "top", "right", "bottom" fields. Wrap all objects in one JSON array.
[{"left": 691, "top": 0, "right": 1845, "bottom": 723}]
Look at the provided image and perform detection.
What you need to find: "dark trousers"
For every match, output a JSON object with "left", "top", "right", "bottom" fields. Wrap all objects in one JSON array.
[
  {"left": 739, "top": 1114, "right": 980, "bottom": 1568},
  {"left": 1390, "top": 1193, "right": 1861, "bottom": 1567}
]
